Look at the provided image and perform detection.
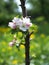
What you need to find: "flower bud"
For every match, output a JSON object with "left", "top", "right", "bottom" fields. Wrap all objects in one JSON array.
[
  {"left": 9, "top": 42, "right": 14, "bottom": 47},
  {"left": 8, "top": 22, "right": 16, "bottom": 29}
]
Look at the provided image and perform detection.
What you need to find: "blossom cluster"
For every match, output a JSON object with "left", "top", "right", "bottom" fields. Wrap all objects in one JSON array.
[{"left": 8, "top": 17, "right": 32, "bottom": 31}]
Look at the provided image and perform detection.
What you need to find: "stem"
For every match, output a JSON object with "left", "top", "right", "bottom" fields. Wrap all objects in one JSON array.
[
  {"left": 25, "top": 32, "right": 30, "bottom": 65},
  {"left": 20, "top": 0, "right": 30, "bottom": 65},
  {"left": 29, "top": 30, "right": 34, "bottom": 36}
]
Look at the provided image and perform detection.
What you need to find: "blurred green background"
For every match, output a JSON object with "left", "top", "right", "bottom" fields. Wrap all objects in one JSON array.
[{"left": 0, "top": 0, "right": 49, "bottom": 65}]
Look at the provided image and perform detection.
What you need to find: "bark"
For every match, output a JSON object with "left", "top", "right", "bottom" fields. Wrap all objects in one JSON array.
[
  {"left": 20, "top": 0, "right": 30, "bottom": 65},
  {"left": 20, "top": 0, "right": 27, "bottom": 17},
  {"left": 25, "top": 32, "right": 30, "bottom": 65}
]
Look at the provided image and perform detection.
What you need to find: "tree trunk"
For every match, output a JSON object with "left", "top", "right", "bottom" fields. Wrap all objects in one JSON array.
[
  {"left": 20, "top": 0, "right": 27, "bottom": 17},
  {"left": 25, "top": 32, "right": 30, "bottom": 65},
  {"left": 20, "top": 0, "right": 30, "bottom": 65}
]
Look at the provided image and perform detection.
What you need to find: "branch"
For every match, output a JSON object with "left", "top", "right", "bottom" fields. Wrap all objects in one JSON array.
[
  {"left": 16, "top": 42, "right": 25, "bottom": 51},
  {"left": 29, "top": 30, "right": 34, "bottom": 36},
  {"left": 20, "top": 42, "right": 25, "bottom": 46},
  {"left": 20, "top": 0, "right": 27, "bottom": 17}
]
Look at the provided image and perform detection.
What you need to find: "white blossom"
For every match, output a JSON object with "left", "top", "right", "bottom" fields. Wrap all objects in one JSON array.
[
  {"left": 12, "top": 17, "right": 22, "bottom": 26},
  {"left": 19, "top": 17, "right": 32, "bottom": 31},
  {"left": 8, "top": 17, "right": 32, "bottom": 31}
]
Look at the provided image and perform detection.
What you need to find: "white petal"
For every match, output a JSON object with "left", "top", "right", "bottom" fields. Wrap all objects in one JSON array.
[
  {"left": 23, "top": 17, "right": 30, "bottom": 23},
  {"left": 12, "top": 17, "right": 23, "bottom": 27},
  {"left": 19, "top": 27, "right": 27, "bottom": 31}
]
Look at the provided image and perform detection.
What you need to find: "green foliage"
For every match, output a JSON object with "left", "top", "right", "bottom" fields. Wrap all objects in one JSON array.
[
  {"left": 0, "top": 22, "right": 49, "bottom": 65},
  {"left": 27, "top": 0, "right": 49, "bottom": 22},
  {"left": 0, "top": 0, "right": 49, "bottom": 65},
  {"left": 35, "top": 16, "right": 45, "bottom": 22}
]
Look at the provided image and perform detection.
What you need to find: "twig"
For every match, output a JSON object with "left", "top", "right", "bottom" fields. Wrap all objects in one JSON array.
[
  {"left": 29, "top": 30, "right": 34, "bottom": 36},
  {"left": 20, "top": 42, "right": 25, "bottom": 46}
]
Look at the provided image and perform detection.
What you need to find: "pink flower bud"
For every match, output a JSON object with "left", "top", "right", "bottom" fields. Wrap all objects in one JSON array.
[
  {"left": 26, "top": 23, "right": 32, "bottom": 27},
  {"left": 9, "top": 42, "right": 14, "bottom": 47},
  {"left": 8, "top": 22, "right": 16, "bottom": 29}
]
